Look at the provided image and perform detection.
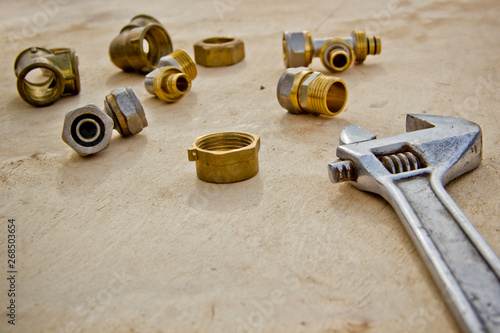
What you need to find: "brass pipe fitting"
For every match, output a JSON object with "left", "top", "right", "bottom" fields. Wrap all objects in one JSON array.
[
  {"left": 14, "top": 47, "right": 80, "bottom": 107},
  {"left": 104, "top": 87, "right": 148, "bottom": 136},
  {"left": 144, "top": 66, "right": 191, "bottom": 103},
  {"left": 159, "top": 49, "right": 197, "bottom": 80},
  {"left": 277, "top": 67, "right": 348, "bottom": 117},
  {"left": 283, "top": 30, "right": 381, "bottom": 72},
  {"left": 194, "top": 37, "right": 245, "bottom": 67},
  {"left": 109, "top": 14, "right": 173, "bottom": 73},
  {"left": 62, "top": 104, "right": 114, "bottom": 156},
  {"left": 188, "top": 132, "right": 260, "bottom": 183}
]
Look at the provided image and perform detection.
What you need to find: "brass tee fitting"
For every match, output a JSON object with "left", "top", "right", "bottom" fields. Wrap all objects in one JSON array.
[
  {"left": 144, "top": 66, "right": 191, "bottom": 103},
  {"left": 14, "top": 47, "right": 80, "bottom": 107},
  {"left": 277, "top": 67, "right": 348, "bottom": 117},
  {"left": 283, "top": 30, "right": 381, "bottom": 72},
  {"left": 109, "top": 15, "right": 173, "bottom": 73},
  {"left": 159, "top": 49, "right": 197, "bottom": 80},
  {"left": 188, "top": 132, "right": 260, "bottom": 183},
  {"left": 104, "top": 87, "right": 148, "bottom": 136}
]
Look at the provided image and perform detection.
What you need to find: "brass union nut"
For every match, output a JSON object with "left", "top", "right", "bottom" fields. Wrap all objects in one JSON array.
[
  {"left": 104, "top": 87, "right": 148, "bottom": 136},
  {"left": 14, "top": 47, "right": 80, "bottom": 107},
  {"left": 194, "top": 37, "right": 245, "bottom": 67},
  {"left": 62, "top": 104, "right": 114, "bottom": 156},
  {"left": 109, "top": 15, "right": 173, "bottom": 73},
  {"left": 188, "top": 132, "right": 260, "bottom": 183},
  {"left": 277, "top": 67, "right": 348, "bottom": 117}
]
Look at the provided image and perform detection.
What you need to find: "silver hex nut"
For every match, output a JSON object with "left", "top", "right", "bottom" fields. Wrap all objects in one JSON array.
[
  {"left": 62, "top": 104, "right": 114, "bottom": 156},
  {"left": 104, "top": 87, "right": 148, "bottom": 136},
  {"left": 276, "top": 67, "right": 312, "bottom": 114},
  {"left": 283, "top": 31, "right": 313, "bottom": 68}
]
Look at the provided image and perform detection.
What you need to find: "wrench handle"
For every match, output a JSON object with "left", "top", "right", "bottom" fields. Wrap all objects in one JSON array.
[{"left": 391, "top": 175, "right": 500, "bottom": 333}]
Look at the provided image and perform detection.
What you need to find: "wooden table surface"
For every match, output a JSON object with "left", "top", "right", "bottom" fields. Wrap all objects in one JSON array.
[{"left": 1, "top": 0, "right": 499, "bottom": 332}]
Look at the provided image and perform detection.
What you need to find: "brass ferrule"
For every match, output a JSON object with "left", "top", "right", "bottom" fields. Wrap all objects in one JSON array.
[
  {"left": 159, "top": 49, "right": 197, "bottom": 80},
  {"left": 277, "top": 67, "right": 348, "bottom": 117},
  {"left": 188, "top": 132, "right": 260, "bottom": 183},
  {"left": 109, "top": 14, "right": 173, "bottom": 73},
  {"left": 144, "top": 66, "right": 191, "bottom": 103},
  {"left": 14, "top": 47, "right": 80, "bottom": 107}
]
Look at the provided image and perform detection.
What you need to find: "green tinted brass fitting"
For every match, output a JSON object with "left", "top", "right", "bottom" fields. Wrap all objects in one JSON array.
[
  {"left": 109, "top": 14, "right": 173, "bottom": 73},
  {"left": 14, "top": 47, "right": 80, "bottom": 107},
  {"left": 159, "top": 49, "right": 197, "bottom": 80},
  {"left": 283, "top": 30, "right": 381, "bottom": 72},
  {"left": 144, "top": 66, "right": 191, "bottom": 103},
  {"left": 277, "top": 67, "right": 347, "bottom": 117}
]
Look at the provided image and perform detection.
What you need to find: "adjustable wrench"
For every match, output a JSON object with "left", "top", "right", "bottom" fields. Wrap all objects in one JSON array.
[{"left": 328, "top": 114, "right": 500, "bottom": 333}]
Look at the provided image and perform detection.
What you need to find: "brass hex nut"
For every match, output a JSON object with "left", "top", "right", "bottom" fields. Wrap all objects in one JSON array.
[
  {"left": 62, "top": 104, "right": 114, "bottom": 156},
  {"left": 104, "top": 87, "right": 148, "bottom": 136},
  {"left": 188, "top": 132, "right": 260, "bottom": 183},
  {"left": 194, "top": 37, "right": 245, "bottom": 67}
]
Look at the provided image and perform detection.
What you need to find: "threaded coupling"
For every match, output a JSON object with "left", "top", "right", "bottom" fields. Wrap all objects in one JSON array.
[
  {"left": 14, "top": 47, "right": 80, "bottom": 107},
  {"left": 277, "top": 67, "right": 348, "bottom": 117},
  {"left": 109, "top": 14, "right": 173, "bottom": 73},
  {"left": 159, "top": 49, "right": 197, "bottom": 80},
  {"left": 144, "top": 66, "right": 191, "bottom": 103}
]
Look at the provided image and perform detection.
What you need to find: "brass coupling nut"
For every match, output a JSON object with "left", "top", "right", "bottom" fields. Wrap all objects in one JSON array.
[
  {"left": 145, "top": 66, "right": 191, "bottom": 103},
  {"left": 283, "top": 30, "right": 381, "bottom": 72},
  {"left": 188, "top": 132, "right": 260, "bottom": 183},
  {"left": 159, "top": 49, "right": 197, "bottom": 80},
  {"left": 194, "top": 37, "right": 245, "bottom": 67},
  {"left": 62, "top": 105, "right": 114, "bottom": 156},
  {"left": 104, "top": 87, "right": 148, "bottom": 136},
  {"left": 109, "top": 14, "right": 173, "bottom": 73},
  {"left": 277, "top": 67, "right": 348, "bottom": 117},
  {"left": 14, "top": 47, "right": 80, "bottom": 107}
]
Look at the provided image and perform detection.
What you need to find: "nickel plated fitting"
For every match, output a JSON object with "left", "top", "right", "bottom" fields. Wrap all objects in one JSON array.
[
  {"left": 104, "top": 87, "right": 148, "bottom": 136},
  {"left": 109, "top": 14, "right": 173, "bottom": 73},
  {"left": 14, "top": 47, "right": 80, "bottom": 107},
  {"left": 62, "top": 105, "right": 114, "bottom": 156},
  {"left": 277, "top": 67, "right": 348, "bottom": 117},
  {"left": 145, "top": 66, "right": 191, "bottom": 103},
  {"left": 159, "top": 49, "right": 197, "bottom": 80},
  {"left": 188, "top": 132, "right": 260, "bottom": 183},
  {"left": 283, "top": 30, "right": 381, "bottom": 72}
]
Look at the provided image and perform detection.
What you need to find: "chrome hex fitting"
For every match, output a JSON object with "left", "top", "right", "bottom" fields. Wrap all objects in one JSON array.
[
  {"left": 104, "top": 87, "right": 148, "bottom": 136},
  {"left": 62, "top": 105, "right": 114, "bottom": 156},
  {"left": 144, "top": 66, "right": 191, "bottom": 103},
  {"left": 277, "top": 67, "right": 348, "bottom": 117}
]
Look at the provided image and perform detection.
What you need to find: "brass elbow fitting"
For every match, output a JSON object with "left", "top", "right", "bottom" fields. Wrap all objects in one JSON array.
[
  {"left": 104, "top": 87, "right": 148, "bottom": 136},
  {"left": 277, "top": 67, "right": 348, "bottom": 117},
  {"left": 159, "top": 49, "right": 197, "bottom": 80},
  {"left": 188, "top": 132, "right": 260, "bottom": 183},
  {"left": 109, "top": 14, "right": 173, "bottom": 73},
  {"left": 14, "top": 47, "right": 80, "bottom": 107},
  {"left": 144, "top": 66, "right": 191, "bottom": 103},
  {"left": 283, "top": 30, "right": 381, "bottom": 72}
]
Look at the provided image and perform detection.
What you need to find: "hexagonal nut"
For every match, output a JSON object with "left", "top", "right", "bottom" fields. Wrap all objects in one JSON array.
[
  {"left": 276, "top": 67, "right": 312, "bottom": 114},
  {"left": 283, "top": 31, "right": 313, "bottom": 68},
  {"left": 62, "top": 104, "right": 114, "bottom": 156},
  {"left": 104, "top": 87, "right": 148, "bottom": 136},
  {"left": 194, "top": 37, "right": 244, "bottom": 67}
]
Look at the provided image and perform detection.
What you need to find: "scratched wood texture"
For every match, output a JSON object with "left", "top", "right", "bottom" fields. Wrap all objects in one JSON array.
[{"left": 0, "top": 0, "right": 499, "bottom": 332}]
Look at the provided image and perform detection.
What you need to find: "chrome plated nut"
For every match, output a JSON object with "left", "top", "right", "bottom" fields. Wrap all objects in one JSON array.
[
  {"left": 62, "top": 104, "right": 114, "bottom": 156},
  {"left": 104, "top": 87, "right": 148, "bottom": 136},
  {"left": 276, "top": 67, "right": 311, "bottom": 114},
  {"left": 283, "top": 31, "right": 313, "bottom": 68},
  {"left": 194, "top": 37, "right": 245, "bottom": 67}
]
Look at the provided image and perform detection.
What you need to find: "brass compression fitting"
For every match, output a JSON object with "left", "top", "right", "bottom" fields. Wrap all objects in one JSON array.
[
  {"left": 283, "top": 30, "right": 381, "bottom": 72},
  {"left": 277, "top": 67, "right": 348, "bottom": 117}
]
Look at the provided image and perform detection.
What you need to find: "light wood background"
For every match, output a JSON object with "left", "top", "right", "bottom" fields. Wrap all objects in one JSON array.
[{"left": 1, "top": 0, "right": 499, "bottom": 332}]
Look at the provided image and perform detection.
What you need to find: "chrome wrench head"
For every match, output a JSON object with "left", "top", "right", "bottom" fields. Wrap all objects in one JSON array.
[{"left": 329, "top": 114, "right": 482, "bottom": 199}]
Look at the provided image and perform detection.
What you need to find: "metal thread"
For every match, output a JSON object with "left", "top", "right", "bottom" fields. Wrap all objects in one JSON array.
[
  {"left": 305, "top": 75, "right": 347, "bottom": 116},
  {"left": 197, "top": 132, "right": 255, "bottom": 151},
  {"left": 379, "top": 152, "right": 422, "bottom": 174},
  {"left": 168, "top": 50, "right": 197, "bottom": 80}
]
